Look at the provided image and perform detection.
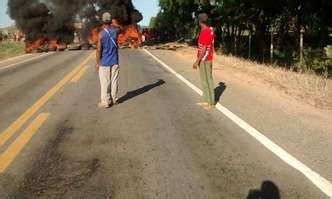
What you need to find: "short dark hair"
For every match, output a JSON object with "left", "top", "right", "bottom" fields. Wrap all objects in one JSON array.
[{"left": 198, "top": 13, "right": 209, "bottom": 24}]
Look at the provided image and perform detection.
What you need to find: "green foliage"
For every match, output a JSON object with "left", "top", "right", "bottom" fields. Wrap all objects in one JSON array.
[
  {"left": 149, "top": 17, "right": 157, "bottom": 28},
  {"left": 322, "top": 46, "right": 332, "bottom": 77},
  {"left": 325, "top": 46, "right": 332, "bottom": 59},
  {"left": 154, "top": 0, "right": 199, "bottom": 40},
  {"left": 154, "top": 0, "right": 332, "bottom": 77},
  {"left": 0, "top": 42, "right": 25, "bottom": 61},
  {"left": 296, "top": 46, "right": 332, "bottom": 77}
]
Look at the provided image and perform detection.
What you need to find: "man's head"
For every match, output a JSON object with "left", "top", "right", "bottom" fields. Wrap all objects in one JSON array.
[
  {"left": 198, "top": 13, "right": 209, "bottom": 27},
  {"left": 102, "top": 12, "right": 112, "bottom": 25}
]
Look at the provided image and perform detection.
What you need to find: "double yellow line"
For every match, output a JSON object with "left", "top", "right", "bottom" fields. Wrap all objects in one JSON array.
[
  {"left": 0, "top": 113, "right": 49, "bottom": 173},
  {"left": 70, "top": 65, "right": 89, "bottom": 83},
  {"left": 0, "top": 52, "right": 94, "bottom": 173}
]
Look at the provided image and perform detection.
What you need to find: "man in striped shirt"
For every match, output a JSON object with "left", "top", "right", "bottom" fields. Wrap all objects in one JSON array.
[{"left": 193, "top": 13, "right": 215, "bottom": 107}]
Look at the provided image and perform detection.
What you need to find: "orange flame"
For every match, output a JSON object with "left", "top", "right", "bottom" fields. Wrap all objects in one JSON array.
[
  {"left": 48, "top": 39, "right": 58, "bottom": 51},
  {"left": 25, "top": 38, "right": 45, "bottom": 53},
  {"left": 118, "top": 25, "right": 141, "bottom": 48},
  {"left": 89, "top": 28, "right": 99, "bottom": 45}
]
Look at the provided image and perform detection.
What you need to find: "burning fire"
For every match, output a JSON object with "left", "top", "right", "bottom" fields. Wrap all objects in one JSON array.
[
  {"left": 118, "top": 25, "right": 141, "bottom": 48},
  {"left": 87, "top": 24, "right": 141, "bottom": 48},
  {"left": 26, "top": 38, "right": 68, "bottom": 53},
  {"left": 48, "top": 39, "right": 58, "bottom": 51},
  {"left": 25, "top": 23, "right": 142, "bottom": 53},
  {"left": 89, "top": 28, "right": 99, "bottom": 45},
  {"left": 25, "top": 38, "right": 45, "bottom": 53}
]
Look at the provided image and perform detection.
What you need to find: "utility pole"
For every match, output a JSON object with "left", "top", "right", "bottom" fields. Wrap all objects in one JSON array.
[
  {"left": 270, "top": 28, "right": 274, "bottom": 64},
  {"left": 234, "top": 36, "right": 237, "bottom": 55},
  {"left": 248, "top": 23, "right": 252, "bottom": 59},
  {"left": 300, "top": 26, "right": 305, "bottom": 65},
  {"left": 248, "top": 32, "right": 252, "bottom": 59},
  {"left": 221, "top": 26, "right": 225, "bottom": 49}
]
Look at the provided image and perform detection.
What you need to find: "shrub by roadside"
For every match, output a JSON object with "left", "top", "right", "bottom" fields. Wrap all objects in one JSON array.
[{"left": 0, "top": 42, "right": 25, "bottom": 61}]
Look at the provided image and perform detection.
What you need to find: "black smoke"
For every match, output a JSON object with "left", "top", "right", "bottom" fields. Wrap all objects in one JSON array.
[{"left": 8, "top": 0, "right": 143, "bottom": 43}]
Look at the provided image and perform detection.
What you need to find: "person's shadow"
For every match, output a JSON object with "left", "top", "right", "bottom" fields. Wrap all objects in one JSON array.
[
  {"left": 247, "top": 181, "right": 280, "bottom": 199},
  {"left": 118, "top": 79, "right": 165, "bottom": 104},
  {"left": 215, "top": 82, "right": 227, "bottom": 103}
]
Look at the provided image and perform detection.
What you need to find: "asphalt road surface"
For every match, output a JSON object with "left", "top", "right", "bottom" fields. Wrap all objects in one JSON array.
[{"left": 0, "top": 50, "right": 328, "bottom": 198}]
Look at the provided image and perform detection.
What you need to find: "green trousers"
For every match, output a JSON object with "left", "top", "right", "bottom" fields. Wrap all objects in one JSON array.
[{"left": 199, "top": 61, "right": 215, "bottom": 105}]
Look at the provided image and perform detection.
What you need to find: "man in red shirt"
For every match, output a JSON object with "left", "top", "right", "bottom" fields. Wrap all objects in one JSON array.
[{"left": 193, "top": 13, "right": 215, "bottom": 107}]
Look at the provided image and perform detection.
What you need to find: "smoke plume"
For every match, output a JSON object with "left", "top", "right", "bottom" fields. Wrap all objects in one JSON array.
[{"left": 8, "top": 0, "right": 143, "bottom": 43}]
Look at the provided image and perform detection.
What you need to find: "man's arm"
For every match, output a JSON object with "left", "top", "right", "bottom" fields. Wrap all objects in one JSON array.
[
  {"left": 193, "top": 46, "right": 207, "bottom": 69},
  {"left": 96, "top": 33, "right": 102, "bottom": 71}
]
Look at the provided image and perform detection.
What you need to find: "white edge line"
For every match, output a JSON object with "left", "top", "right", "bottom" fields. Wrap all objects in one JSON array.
[
  {"left": 0, "top": 53, "right": 53, "bottom": 71},
  {"left": 143, "top": 48, "right": 332, "bottom": 198},
  {"left": 0, "top": 53, "right": 31, "bottom": 64}
]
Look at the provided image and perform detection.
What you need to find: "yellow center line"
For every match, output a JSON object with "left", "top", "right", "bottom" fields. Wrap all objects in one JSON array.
[
  {"left": 0, "top": 52, "right": 94, "bottom": 147},
  {"left": 0, "top": 113, "right": 50, "bottom": 173},
  {"left": 70, "top": 65, "right": 89, "bottom": 83}
]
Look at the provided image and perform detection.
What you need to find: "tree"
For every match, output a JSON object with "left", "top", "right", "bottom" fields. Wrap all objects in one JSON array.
[
  {"left": 149, "top": 17, "right": 157, "bottom": 28},
  {"left": 155, "top": 0, "right": 198, "bottom": 40},
  {"left": 154, "top": 0, "right": 332, "bottom": 76}
]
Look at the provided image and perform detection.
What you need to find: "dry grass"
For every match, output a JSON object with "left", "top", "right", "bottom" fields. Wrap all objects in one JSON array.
[
  {"left": 215, "top": 55, "right": 332, "bottom": 109},
  {"left": 0, "top": 41, "right": 25, "bottom": 61},
  {"left": 174, "top": 44, "right": 332, "bottom": 109}
]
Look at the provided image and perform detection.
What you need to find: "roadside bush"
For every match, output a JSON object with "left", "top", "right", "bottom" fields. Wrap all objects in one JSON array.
[{"left": 296, "top": 46, "right": 332, "bottom": 78}]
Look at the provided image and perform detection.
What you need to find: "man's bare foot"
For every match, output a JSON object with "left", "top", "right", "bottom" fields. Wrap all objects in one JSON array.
[
  {"left": 196, "top": 102, "right": 213, "bottom": 110},
  {"left": 196, "top": 102, "right": 209, "bottom": 106},
  {"left": 98, "top": 102, "right": 110, "bottom": 108}
]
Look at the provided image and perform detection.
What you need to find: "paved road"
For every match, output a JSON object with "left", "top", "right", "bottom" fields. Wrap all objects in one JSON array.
[{"left": 0, "top": 50, "right": 328, "bottom": 198}]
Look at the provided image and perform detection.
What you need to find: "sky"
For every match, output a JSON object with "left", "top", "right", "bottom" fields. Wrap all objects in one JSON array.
[
  {"left": 133, "top": 0, "right": 159, "bottom": 26},
  {"left": 0, "top": 0, "right": 14, "bottom": 28},
  {"left": 0, "top": 0, "right": 159, "bottom": 28}
]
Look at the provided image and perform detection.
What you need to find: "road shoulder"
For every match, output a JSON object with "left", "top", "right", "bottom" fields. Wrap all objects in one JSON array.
[{"left": 145, "top": 48, "right": 332, "bottom": 183}]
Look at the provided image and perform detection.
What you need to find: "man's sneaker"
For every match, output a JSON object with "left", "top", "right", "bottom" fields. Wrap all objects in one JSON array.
[{"left": 98, "top": 102, "right": 110, "bottom": 108}]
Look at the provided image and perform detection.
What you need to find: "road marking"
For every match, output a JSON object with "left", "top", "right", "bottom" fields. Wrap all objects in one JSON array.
[
  {"left": 0, "top": 53, "right": 31, "bottom": 64},
  {"left": 143, "top": 49, "right": 332, "bottom": 198},
  {"left": 0, "top": 52, "right": 94, "bottom": 147},
  {"left": 0, "top": 53, "right": 53, "bottom": 71},
  {"left": 70, "top": 65, "right": 88, "bottom": 83},
  {"left": 0, "top": 113, "right": 49, "bottom": 173}
]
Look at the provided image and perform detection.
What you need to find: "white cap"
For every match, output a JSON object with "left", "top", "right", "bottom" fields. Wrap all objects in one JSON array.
[{"left": 102, "top": 12, "right": 111, "bottom": 23}]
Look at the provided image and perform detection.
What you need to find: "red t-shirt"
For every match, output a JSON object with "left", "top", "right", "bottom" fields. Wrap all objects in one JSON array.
[{"left": 197, "top": 27, "right": 214, "bottom": 61}]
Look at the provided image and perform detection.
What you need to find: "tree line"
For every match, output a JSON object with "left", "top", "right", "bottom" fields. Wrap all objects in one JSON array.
[{"left": 151, "top": 0, "right": 332, "bottom": 77}]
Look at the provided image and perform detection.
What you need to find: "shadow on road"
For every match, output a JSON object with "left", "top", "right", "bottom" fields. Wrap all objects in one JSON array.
[
  {"left": 247, "top": 180, "right": 280, "bottom": 199},
  {"left": 215, "top": 82, "right": 227, "bottom": 103},
  {"left": 118, "top": 79, "right": 165, "bottom": 104}
]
